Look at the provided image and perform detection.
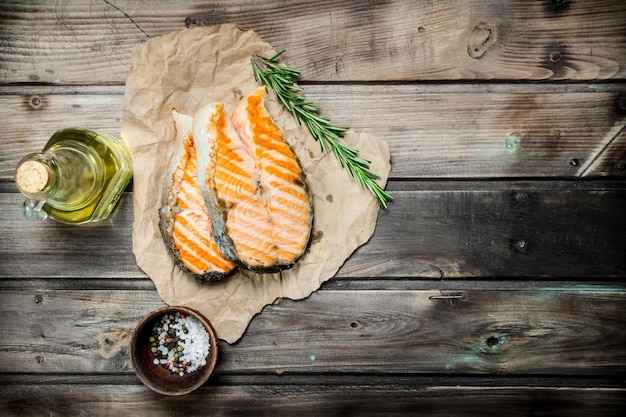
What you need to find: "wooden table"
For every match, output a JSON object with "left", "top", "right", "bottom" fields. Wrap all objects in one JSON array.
[{"left": 1, "top": 1, "right": 625, "bottom": 415}]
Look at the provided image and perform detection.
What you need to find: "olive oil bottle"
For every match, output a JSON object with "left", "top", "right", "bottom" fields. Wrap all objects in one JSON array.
[{"left": 15, "top": 128, "right": 133, "bottom": 224}]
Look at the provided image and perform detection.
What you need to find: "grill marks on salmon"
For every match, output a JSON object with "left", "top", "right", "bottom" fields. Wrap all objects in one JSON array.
[
  {"left": 161, "top": 88, "right": 313, "bottom": 279},
  {"left": 195, "top": 88, "right": 313, "bottom": 273},
  {"left": 206, "top": 105, "right": 257, "bottom": 206},
  {"left": 159, "top": 110, "right": 236, "bottom": 281},
  {"left": 173, "top": 209, "right": 234, "bottom": 274},
  {"left": 229, "top": 87, "right": 313, "bottom": 270}
]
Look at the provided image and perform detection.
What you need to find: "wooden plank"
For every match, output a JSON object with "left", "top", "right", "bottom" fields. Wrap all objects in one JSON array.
[
  {"left": 341, "top": 183, "right": 626, "bottom": 278},
  {"left": 1, "top": 0, "right": 625, "bottom": 84},
  {"left": 0, "top": 92, "right": 124, "bottom": 179},
  {"left": 583, "top": 128, "right": 626, "bottom": 177},
  {"left": 2, "top": 182, "right": 625, "bottom": 279},
  {"left": 3, "top": 1, "right": 625, "bottom": 413},
  {"left": 1, "top": 383, "right": 624, "bottom": 417},
  {"left": 2, "top": 84, "right": 625, "bottom": 180},
  {"left": 0, "top": 287, "right": 624, "bottom": 375},
  {"left": 303, "top": 84, "right": 626, "bottom": 179},
  {"left": 0, "top": 191, "right": 142, "bottom": 278}
]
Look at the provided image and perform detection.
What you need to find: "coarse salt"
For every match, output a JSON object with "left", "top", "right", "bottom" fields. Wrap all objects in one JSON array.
[{"left": 149, "top": 311, "right": 210, "bottom": 376}]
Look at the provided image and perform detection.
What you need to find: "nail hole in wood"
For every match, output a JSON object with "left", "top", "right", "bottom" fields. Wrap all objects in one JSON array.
[
  {"left": 25, "top": 95, "right": 47, "bottom": 111},
  {"left": 550, "top": 51, "right": 561, "bottom": 62},
  {"left": 570, "top": 158, "right": 580, "bottom": 167}
]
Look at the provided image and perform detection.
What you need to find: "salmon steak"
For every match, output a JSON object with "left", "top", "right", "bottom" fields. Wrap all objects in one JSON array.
[
  {"left": 159, "top": 110, "right": 236, "bottom": 281},
  {"left": 195, "top": 87, "right": 313, "bottom": 273}
]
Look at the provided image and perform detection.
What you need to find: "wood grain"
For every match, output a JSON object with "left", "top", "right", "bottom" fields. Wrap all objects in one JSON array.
[
  {"left": 1, "top": 1, "right": 626, "bottom": 412},
  {"left": 0, "top": 191, "right": 141, "bottom": 278},
  {"left": 0, "top": 92, "right": 124, "bottom": 179},
  {"left": 2, "top": 84, "right": 625, "bottom": 180},
  {"left": 583, "top": 128, "right": 626, "bottom": 177},
  {"left": 0, "top": 287, "right": 623, "bottom": 375},
  {"left": 1, "top": 383, "right": 624, "bottom": 417},
  {"left": 1, "top": 182, "right": 625, "bottom": 279},
  {"left": 1, "top": 0, "right": 625, "bottom": 84},
  {"left": 342, "top": 183, "right": 626, "bottom": 278}
]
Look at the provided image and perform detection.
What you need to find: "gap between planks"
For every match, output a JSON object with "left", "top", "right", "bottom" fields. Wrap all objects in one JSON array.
[
  {"left": 1, "top": 373, "right": 624, "bottom": 389},
  {"left": 0, "top": 277, "right": 624, "bottom": 292},
  {"left": 2, "top": 178, "right": 626, "bottom": 192},
  {"left": 2, "top": 82, "right": 626, "bottom": 95}
]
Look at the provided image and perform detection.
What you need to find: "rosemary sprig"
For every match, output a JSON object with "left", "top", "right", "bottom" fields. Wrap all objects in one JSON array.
[{"left": 251, "top": 50, "right": 392, "bottom": 209}]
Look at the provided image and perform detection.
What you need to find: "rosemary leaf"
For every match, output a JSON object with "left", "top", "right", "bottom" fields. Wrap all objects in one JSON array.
[{"left": 251, "top": 50, "right": 392, "bottom": 208}]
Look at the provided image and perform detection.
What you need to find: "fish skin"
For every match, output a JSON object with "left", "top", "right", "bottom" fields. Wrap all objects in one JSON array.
[
  {"left": 193, "top": 103, "right": 252, "bottom": 265},
  {"left": 195, "top": 88, "right": 313, "bottom": 273},
  {"left": 159, "top": 110, "right": 236, "bottom": 281}
]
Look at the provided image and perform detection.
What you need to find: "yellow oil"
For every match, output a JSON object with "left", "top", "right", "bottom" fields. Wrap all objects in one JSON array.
[{"left": 39, "top": 128, "right": 132, "bottom": 224}]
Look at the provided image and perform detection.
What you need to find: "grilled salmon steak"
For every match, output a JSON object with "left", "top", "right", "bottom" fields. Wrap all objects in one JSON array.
[
  {"left": 159, "top": 110, "right": 236, "bottom": 281},
  {"left": 195, "top": 88, "right": 313, "bottom": 272}
]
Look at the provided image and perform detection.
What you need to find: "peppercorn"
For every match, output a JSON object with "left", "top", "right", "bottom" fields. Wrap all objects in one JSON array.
[{"left": 148, "top": 311, "right": 210, "bottom": 377}]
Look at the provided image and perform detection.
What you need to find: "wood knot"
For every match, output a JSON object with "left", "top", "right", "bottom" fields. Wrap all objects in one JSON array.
[
  {"left": 512, "top": 192, "right": 530, "bottom": 205},
  {"left": 485, "top": 334, "right": 507, "bottom": 349},
  {"left": 547, "top": 0, "right": 570, "bottom": 13},
  {"left": 185, "top": 10, "right": 226, "bottom": 28},
  {"left": 468, "top": 22, "right": 496, "bottom": 59},
  {"left": 505, "top": 133, "right": 522, "bottom": 151}
]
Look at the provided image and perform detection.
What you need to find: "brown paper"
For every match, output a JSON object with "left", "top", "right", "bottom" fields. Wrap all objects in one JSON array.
[{"left": 121, "top": 24, "right": 391, "bottom": 343}]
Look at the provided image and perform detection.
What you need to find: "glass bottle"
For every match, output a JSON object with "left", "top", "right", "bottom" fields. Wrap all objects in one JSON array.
[{"left": 15, "top": 128, "right": 133, "bottom": 224}]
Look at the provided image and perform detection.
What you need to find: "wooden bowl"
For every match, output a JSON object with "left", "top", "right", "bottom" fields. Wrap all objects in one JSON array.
[{"left": 130, "top": 306, "right": 218, "bottom": 396}]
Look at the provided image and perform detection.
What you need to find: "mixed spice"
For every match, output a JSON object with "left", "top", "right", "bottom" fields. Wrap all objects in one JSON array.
[{"left": 149, "top": 311, "right": 210, "bottom": 376}]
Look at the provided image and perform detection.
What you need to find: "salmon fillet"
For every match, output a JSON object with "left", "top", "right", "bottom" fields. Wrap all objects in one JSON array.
[
  {"left": 159, "top": 110, "right": 236, "bottom": 281},
  {"left": 195, "top": 89, "right": 313, "bottom": 272}
]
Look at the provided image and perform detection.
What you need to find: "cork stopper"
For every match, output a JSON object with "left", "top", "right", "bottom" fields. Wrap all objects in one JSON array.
[{"left": 16, "top": 160, "right": 49, "bottom": 194}]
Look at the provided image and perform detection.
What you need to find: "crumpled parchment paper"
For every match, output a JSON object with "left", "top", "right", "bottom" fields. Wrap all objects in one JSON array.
[{"left": 121, "top": 24, "right": 391, "bottom": 343}]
